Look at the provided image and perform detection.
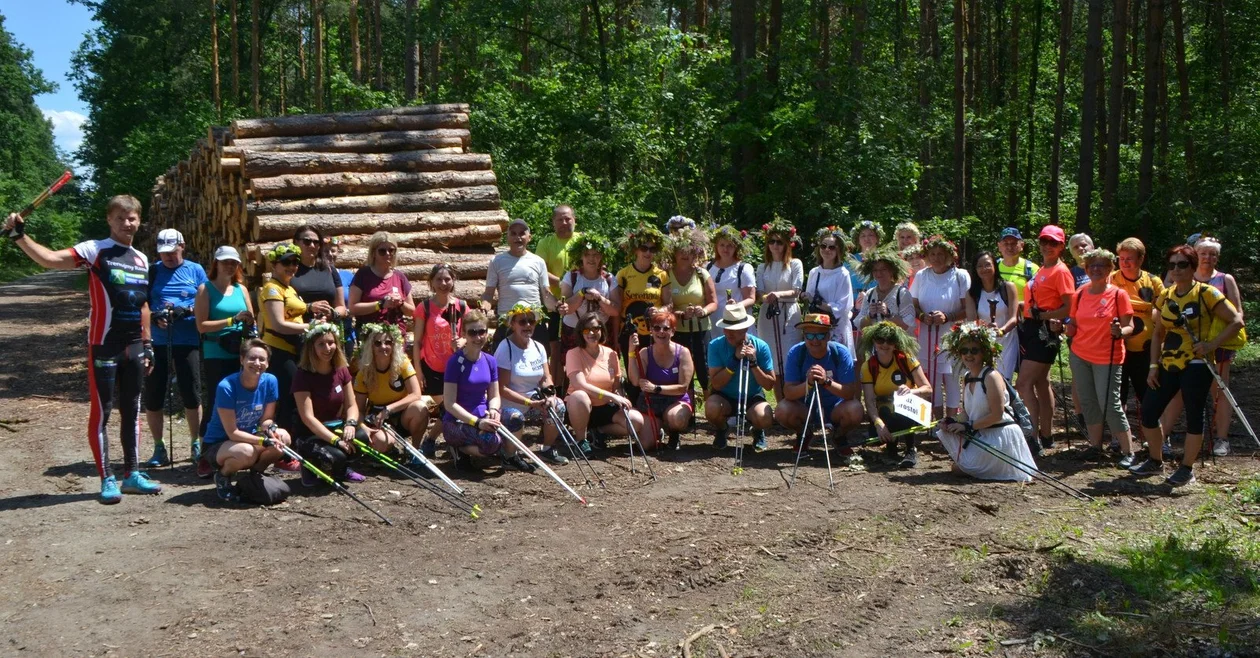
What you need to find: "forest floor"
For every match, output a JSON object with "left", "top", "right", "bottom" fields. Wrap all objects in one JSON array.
[{"left": 0, "top": 271, "right": 1257, "bottom": 658}]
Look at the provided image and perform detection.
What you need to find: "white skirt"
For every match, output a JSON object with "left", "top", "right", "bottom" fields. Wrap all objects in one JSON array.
[{"left": 937, "top": 424, "right": 1035, "bottom": 482}]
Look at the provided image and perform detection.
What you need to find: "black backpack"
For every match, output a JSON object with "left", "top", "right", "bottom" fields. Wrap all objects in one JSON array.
[
  {"left": 235, "top": 471, "right": 291, "bottom": 505},
  {"left": 974, "top": 367, "right": 1034, "bottom": 436}
]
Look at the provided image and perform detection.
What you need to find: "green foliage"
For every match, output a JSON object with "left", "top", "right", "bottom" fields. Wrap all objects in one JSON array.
[{"left": 1118, "top": 533, "right": 1259, "bottom": 611}]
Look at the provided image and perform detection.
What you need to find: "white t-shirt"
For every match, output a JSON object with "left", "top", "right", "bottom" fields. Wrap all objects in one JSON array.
[
  {"left": 909, "top": 267, "right": 970, "bottom": 316},
  {"left": 486, "top": 251, "right": 549, "bottom": 315},
  {"left": 559, "top": 269, "right": 618, "bottom": 327},
  {"left": 708, "top": 260, "right": 756, "bottom": 308},
  {"left": 493, "top": 338, "right": 548, "bottom": 412},
  {"left": 804, "top": 265, "right": 855, "bottom": 353},
  {"left": 856, "top": 283, "right": 916, "bottom": 328}
]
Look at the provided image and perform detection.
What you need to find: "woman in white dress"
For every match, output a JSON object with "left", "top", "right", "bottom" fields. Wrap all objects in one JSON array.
[
  {"left": 707, "top": 225, "right": 757, "bottom": 343},
  {"left": 909, "top": 235, "right": 971, "bottom": 415},
  {"left": 804, "top": 226, "right": 855, "bottom": 355},
  {"left": 936, "top": 323, "right": 1035, "bottom": 482},
  {"left": 964, "top": 251, "right": 1020, "bottom": 380},
  {"left": 756, "top": 218, "right": 804, "bottom": 382}
]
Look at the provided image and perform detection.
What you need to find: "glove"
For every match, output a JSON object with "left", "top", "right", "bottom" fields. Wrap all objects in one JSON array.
[{"left": 141, "top": 341, "right": 154, "bottom": 364}]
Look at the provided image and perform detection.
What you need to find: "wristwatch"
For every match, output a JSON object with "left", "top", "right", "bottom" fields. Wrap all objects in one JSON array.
[{"left": 654, "top": 384, "right": 663, "bottom": 394}]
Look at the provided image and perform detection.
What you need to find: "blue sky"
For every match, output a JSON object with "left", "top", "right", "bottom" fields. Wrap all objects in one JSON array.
[{"left": 2, "top": 0, "right": 97, "bottom": 168}]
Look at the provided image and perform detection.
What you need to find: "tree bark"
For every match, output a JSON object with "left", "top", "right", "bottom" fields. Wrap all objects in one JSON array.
[
  {"left": 1076, "top": 0, "right": 1104, "bottom": 233},
  {"left": 251, "top": 0, "right": 260, "bottom": 114},
  {"left": 373, "top": 0, "right": 383, "bottom": 89},
  {"left": 769, "top": 0, "right": 784, "bottom": 86},
  {"left": 731, "top": 0, "right": 759, "bottom": 221},
  {"left": 241, "top": 151, "right": 490, "bottom": 179},
  {"left": 695, "top": 0, "right": 707, "bottom": 32},
  {"left": 232, "top": 110, "right": 469, "bottom": 138},
  {"left": 916, "top": 0, "right": 934, "bottom": 218},
  {"left": 1168, "top": 0, "right": 1193, "bottom": 186},
  {"left": 1048, "top": 0, "right": 1073, "bottom": 223},
  {"left": 252, "top": 210, "right": 508, "bottom": 241},
  {"left": 249, "top": 170, "right": 499, "bottom": 200},
  {"left": 953, "top": 0, "right": 967, "bottom": 220},
  {"left": 211, "top": 0, "right": 221, "bottom": 116},
  {"left": 428, "top": 0, "right": 443, "bottom": 95},
  {"left": 1006, "top": 0, "right": 1021, "bottom": 223},
  {"left": 1214, "top": 0, "right": 1230, "bottom": 136},
  {"left": 1137, "top": 0, "right": 1165, "bottom": 225},
  {"left": 405, "top": 0, "right": 419, "bottom": 101},
  {"left": 312, "top": 0, "right": 323, "bottom": 112},
  {"left": 1103, "top": 0, "right": 1127, "bottom": 221},
  {"left": 349, "top": 0, "right": 361, "bottom": 83},
  {"left": 1024, "top": 0, "right": 1045, "bottom": 213},
  {"left": 229, "top": 129, "right": 469, "bottom": 153},
  {"left": 848, "top": 0, "right": 866, "bottom": 68},
  {"left": 248, "top": 185, "right": 503, "bottom": 215},
  {"left": 231, "top": 0, "right": 239, "bottom": 104}
]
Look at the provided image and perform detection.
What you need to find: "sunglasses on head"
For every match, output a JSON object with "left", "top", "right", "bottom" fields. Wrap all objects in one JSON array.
[
  {"left": 958, "top": 347, "right": 983, "bottom": 355},
  {"left": 804, "top": 332, "right": 828, "bottom": 341},
  {"left": 467, "top": 328, "right": 489, "bottom": 337},
  {"left": 1168, "top": 260, "right": 1193, "bottom": 270}
]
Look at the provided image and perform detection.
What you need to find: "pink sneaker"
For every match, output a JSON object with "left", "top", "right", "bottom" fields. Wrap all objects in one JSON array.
[
  {"left": 274, "top": 457, "right": 301, "bottom": 472},
  {"left": 345, "top": 469, "right": 366, "bottom": 483}
]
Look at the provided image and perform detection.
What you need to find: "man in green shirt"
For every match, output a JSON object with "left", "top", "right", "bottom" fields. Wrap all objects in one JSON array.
[
  {"left": 997, "top": 227, "right": 1038, "bottom": 306},
  {"left": 534, "top": 205, "right": 578, "bottom": 388}
]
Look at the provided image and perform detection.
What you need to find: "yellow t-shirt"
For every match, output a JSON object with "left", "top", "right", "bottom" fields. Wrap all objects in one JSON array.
[
  {"left": 860, "top": 352, "right": 922, "bottom": 403},
  {"left": 998, "top": 257, "right": 1039, "bottom": 306},
  {"left": 666, "top": 267, "right": 711, "bottom": 334},
  {"left": 1155, "top": 282, "right": 1226, "bottom": 371},
  {"left": 258, "top": 280, "right": 307, "bottom": 355},
  {"left": 353, "top": 357, "right": 419, "bottom": 406},
  {"left": 535, "top": 232, "right": 578, "bottom": 298},
  {"left": 1111, "top": 269, "right": 1164, "bottom": 352},
  {"left": 616, "top": 264, "right": 670, "bottom": 336}
]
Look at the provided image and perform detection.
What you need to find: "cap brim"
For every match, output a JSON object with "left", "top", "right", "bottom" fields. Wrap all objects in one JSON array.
[
  {"left": 795, "top": 322, "right": 831, "bottom": 330},
  {"left": 215, "top": 255, "right": 241, "bottom": 262},
  {"left": 157, "top": 245, "right": 177, "bottom": 253}
]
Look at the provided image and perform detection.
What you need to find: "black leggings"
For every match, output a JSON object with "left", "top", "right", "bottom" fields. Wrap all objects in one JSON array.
[
  {"left": 87, "top": 340, "right": 145, "bottom": 478},
  {"left": 869, "top": 406, "right": 921, "bottom": 448},
  {"left": 143, "top": 344, "right": 201, "bottom": 411},
  {"left": 676, "top": 330, "right": 710, "bottom": 393},
  {"left": 1118, "top": 347, "right": 1150, "bottom": 412},
  {"left": 268, "top": 349, "right": 300, "bottom": 433},
  {"left": 200, "top": 357, "right": 241, "bottom": 436},
  {"left": 297, "top": 425, "right": 370, "bottom": 481},
  {"left": 1141, "top": 364, "right": 1213, "bottom": 435}
]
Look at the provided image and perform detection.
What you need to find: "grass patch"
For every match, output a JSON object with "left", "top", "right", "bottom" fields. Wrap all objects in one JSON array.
[
  {"left": 1239, "top": 477, "right": 1260, "bottom": 505},
  {"left": 1117, "top": 533, "right": 1260, "bottom": 611}
]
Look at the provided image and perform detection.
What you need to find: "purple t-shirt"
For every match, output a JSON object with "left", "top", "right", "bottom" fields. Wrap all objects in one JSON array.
[
  {"left": 351, "top": 267, "right": 412, "bottom": 334},
  {"left": 442, "top": 351, "right": 498, "bottom": 421},
  {"left": 292, "top": 366, "right": 354, "bottom": 425}
]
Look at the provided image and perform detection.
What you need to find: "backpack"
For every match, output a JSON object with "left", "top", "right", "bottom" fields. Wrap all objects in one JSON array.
[
  {"left": 975, "top": 367, "right": 1034, "bottom": 436},
  {"left": 235, "top": 471, "right": 291, "bottom": 505},
  {"left": 712, "top": 261, "right": 749, "bottom": 303},
  {"left": 422, "top": 297, "right": 468, "bottom": 334},
  {"left": 866, "top": 350, "right": 914, "bottom": 388},
  {"left": 567, "top": 269, "right": 616, "bottom": 296}
]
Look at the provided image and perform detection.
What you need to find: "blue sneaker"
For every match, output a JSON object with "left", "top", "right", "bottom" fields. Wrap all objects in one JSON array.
[
  {"left": 752, "top": 430, "right": 768, "bottom": 452},
  {"left": 191, "top": 439, "right": 202, "bottom": 464},
  {"left": 420, "top": 437, "right": 437, "bottom": 459},
  {"left": 99, "top": 476, "right": 122, "bottom": 505},
  {"left": 214, "top": 471, "right": 239, "bottom": 503},
  {"left": 120, "top": 471, "right": 162, "bottom": 495},
  {"left": 145, "top": 443, "right": 169, "bottom": 468}
]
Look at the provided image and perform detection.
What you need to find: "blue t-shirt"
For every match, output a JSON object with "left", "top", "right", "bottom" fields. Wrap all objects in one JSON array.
[
  {"left": 850, "top": 253, "right": 875, "bottom": 294},
  {"left": 708, "top": 334, "right": 775, "bottom": 399},
  {"left": 783, "top": 341, "right": 855, "bottom": 409},
  {"left": 149, "top": 260, "right": 208, "bottom": 346},
  {"left": 337, "top": 269, "right": 357, "bottom": 345},
  {"left": 203, "top": 372, "right": 280, "bottom": 444},
  {"left": 1070, "top": 265, "right": 1089, "bottom": 290}
]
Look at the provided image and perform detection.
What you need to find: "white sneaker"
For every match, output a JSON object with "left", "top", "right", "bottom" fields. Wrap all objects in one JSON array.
[{"left": 1212, "top": 437, "right": 1230, "bottom": 457}]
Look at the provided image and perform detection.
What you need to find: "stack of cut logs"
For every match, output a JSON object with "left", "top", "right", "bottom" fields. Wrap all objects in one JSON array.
[{"left": 147, "top": 104, "right": 506, "bottom": 299}]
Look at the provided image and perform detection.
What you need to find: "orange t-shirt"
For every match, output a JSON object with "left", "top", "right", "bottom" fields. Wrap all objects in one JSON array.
[
  {"left": 1068, "top": 285, "right": 1135, "bottom": 365},
  {"left": 1023, "top": 262, "right": 1075, "bottom": 318},
  {"left": 565, "top": 345, "right": 620, "bottom": 406}
]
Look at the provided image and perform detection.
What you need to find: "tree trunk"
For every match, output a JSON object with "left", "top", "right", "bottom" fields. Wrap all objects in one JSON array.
[
  {"left": 731, "top": 0, "right": 759, "bottom": 221},
  {"left": 373, "top": 0, "right": 383, "bottom": 89},
  {"left": 428, "top": 0, "right": 443, "bottom": 95},
  {"left": 1158, "top": 35, "right": 1169, "bottom": 188},
  {"left": 251, "top": 0, "right": 260, "bottom": 114},
  {"left": 312, "top": 0, "right": 323, "bottom": 112},
  {"left": 1103, "top": 0, "right": 1127, "bottom": 222},
  {"left": 253, "top": 211, "right": 507, "bottom": 241},
  {"left": 848, "top": 0, "right": 866, "bottom": 68},
  {"left": 247, "top": 186, "right": 503, "bottom": 215},
  {"left": 1024, "top": 0, "right": 1045, "bottom": 213},
  {"left": 297, "top": 1, "right": 306, "bottom": 104},
  {"left": 249, "top": 170, "right": 498, "bottom": 200},
  {"left": 211, "top": 0, "right": 221, "bottom": 116},
  {"left": 916, "top": 0, "right": 934, "bottom": 217},
  {"left": 1076, "top": 0, "right": 1104, "bottom": 233},
  {"left": 231, "top": 0, "right": 239, "bottom": 104},
  {"left": 228, "top": 129, "right": 468, "bottom": 153},
  {"left": 1214, "top": 0, "right": 1231, "bottom": 136},
  {"left": 895, "top": 0, "right": 907, "bottom": 68},
  {"left": 1169, "top": 0, "right": 1194, "bottom": 185},
  {"left": 953, "top": 0, "right": 967, "bottom": 220},
  {"left": 349, "top": 0, "right": 361, "bottom": 83},
  {"left": 1048, "top": 0, "right": 1072, "bottom": 223},
  {"left": 233, "top": 109, "right": 468, "bottom": 138},
  {"left": 1006, "top": 0, "right": 1021, "bottom": 224},
  {"left": 242, "top": 151, "right": 490, "bottom": 179},
  {"left": 405, "top": 0, "right": 419, "bottom": 100},
  {"left": 768, "top": 0, "right": 784, "bottom": 86},
  {"left": 1137, "top": 0, "right": 1165, "bottom": 226},
  {"left": 1126, "top": 0, "right": 1141, "bottom": 143}
]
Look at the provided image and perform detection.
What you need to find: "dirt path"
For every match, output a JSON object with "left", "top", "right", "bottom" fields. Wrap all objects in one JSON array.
[{"left": 0, "top": 271, "right": 1256, "bottom": 657}]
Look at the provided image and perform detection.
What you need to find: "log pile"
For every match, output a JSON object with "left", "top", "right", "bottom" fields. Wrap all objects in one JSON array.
[{"left": 147, "top": 104, "right": 506, "bottom": 299}]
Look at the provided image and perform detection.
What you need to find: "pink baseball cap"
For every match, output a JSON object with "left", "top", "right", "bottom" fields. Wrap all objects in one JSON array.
[{"left": 1038, "top": 225, "right": 1066, "bottom": 243}]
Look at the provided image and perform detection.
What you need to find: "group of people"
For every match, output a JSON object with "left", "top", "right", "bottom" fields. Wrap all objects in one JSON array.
[{"left": 3, "top": 198, "right": 1246, "bottom": 506}]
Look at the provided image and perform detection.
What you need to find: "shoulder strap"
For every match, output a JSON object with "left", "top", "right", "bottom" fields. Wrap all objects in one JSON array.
[
  {"left": 895, "top": 350, "right": 913, "bottom": 377},
  {"left": 568, "top": 270, "right": 579, "bottom": 289},
  {"left": 866, "top": 353, "right": 881, "bottom": 381},
  {"left": 1024, "top": 259, "right": 1033, "bottom": 280}
]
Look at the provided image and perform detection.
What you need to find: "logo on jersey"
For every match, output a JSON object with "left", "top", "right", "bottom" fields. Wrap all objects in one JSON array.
[
  {"left": 390, "top": 377, "right": 405, "bottom": 392},
  {"left": 110, "top": 269, "right": 127, "bottom": 286}
]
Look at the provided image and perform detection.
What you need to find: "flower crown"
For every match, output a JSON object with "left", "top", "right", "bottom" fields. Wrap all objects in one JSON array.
[
  {"left": 858, "top": 321, "right": 920, "bottom": 361},
  {"left": 921, "top": 234, "right": 958, "bottom": 260},
  {"left": 940, "top": 321, "right": 1001, "bottom": 367},
  {"left": 266, "top": 242, "right": 302, "bottom": 262},
  {"left": 498, "top": 301, "right": 543, "bottom": 327},
  {"left": 618, "top": 222, "right": 666, "bottom": 253},
  {"left": 565, "top": 232, "right": 616, "bottom": 267},
  {"left": 760, "top": 217, "right": 801, "bottom": 247},
  {"left": 360, "top": 322, "right": 402, "bottom": 343},
  {"left": 814, "top": 225, "right": 852, "bottom": 256},
  {"left": 664, "top": 226, "right": 711, "bottom": 261},
  {"left": 857, "top": 243, "right": 911, "bottom": 281},
  {"left": 304, "top": 321, "right": 342, "bottom": 342},
  {"left": 710, "top": 224, "right": 754, "bottom": 257},
  {"left": 850, "top": 219, "right": 886, "bottom": 244},
  {"left": 664, "top": 215, "right": 697, "bottom": 234}
]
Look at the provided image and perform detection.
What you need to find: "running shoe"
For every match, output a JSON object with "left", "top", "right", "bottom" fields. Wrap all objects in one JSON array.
[
  {"left": 344, "top": 469, "right": 366, "bottom": 483},
  {"left": 752, "top": 430, "right": 768, "bottom": 452},
  {"left": 589, "top": 429, "right": 609, "bottom": 451},
  {"left": 1117, "top": 454, "right": 1135, "bottom": 469},
  {"left": 502, "top": 452, "right": 536, "bottom": 473},
  {"left": 274, "top": 457, "right": 301, "bottom": 472},
  {"left": 120, "top": 471, "right": 162, "bottom": 495},
  {"left": 99, "top": 475, "right": 122, "bottom": 505},
  {"left": 420, "top": 437, "right": 437, "bottom": 459},
  {"left": 1039, "top": 434, "right": 1055, "bottom": 450},
  {"left": 214, "top": 471, "right": 239, "bottom": 503},
  {"left": 539, "top": 447, "right": 570, "bottom": 465},
  {"left": 453, "top": 450, "right": 476, "bottom": 473},
  {"left": 1108, "top": 438, "right": 1120, "bottom": 454},
  {"left": 300, "top": 465, "right": 318, "bottom": 487},
  {"left": 578, "top": 439, "right": 593, "bottom": 457},
  {"left": 1165, "top": 465, "right": 1196, "bottom": 487},
  {"left": 1078, "top": 445, "right": 1104, "bottom": 462},
  {"left": 1212, "top": 438, "right": 1230, "bottom": 457},
  {"left": 667, "top": 432, "right": 681, "bottom": 452},
  {"left": 144, "top": 443, "right": 169, "bottom": 468},
  {"left": 196, "top": 454, "right": 215, "bottom": 479},
  {"left": 190, "top": 439, "right": 201, "bottom": 464},
  {"left": 712, "top": 428, "right": 729, "bottom": 450},
  {"left": 898, "top": 448, "right": 918, "bottom": 469},
  {"left": 1128, "top": 458, "right": 1164, "bottom": 477},
  {"left": 1028, "top": 436, "right": 1045, "bottom": 458}
]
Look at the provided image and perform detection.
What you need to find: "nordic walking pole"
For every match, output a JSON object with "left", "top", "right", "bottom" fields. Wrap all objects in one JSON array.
[
  {"left": 962, "top": 431, "right": 1093, "bottom": 501},
  {"left": 771, "top": 304, "right": 785, "bottom": 401},
  {"left": 813, "top": 380, "right": 836, "bottom": 490},
  {"left": 379, "top": 421, "right": 465, "bottom": 495},
  {"left": 732, "top": 344, "right": 750, "bottom": 472},
  {"left": 620, "top": 400, "right": 657, "bottom": 481},
  {"left": 265, "top": 434, "right": 394, "bottom": 525},
  {"left": 1180, "top": 314, "right": 1260, "bottom": 450},
  {"left": 352, "top": 436, "right": 481, "bottom": 518},
  {"left": 988, "top": 299, "right": 998, "bottom": 327},
  {"left": 788, "top": 387, "right": 818, "bottom": 489},
  {"left": 494, "top": 427, "right": 588, "bottom": 504},
  {"left": 546, "top": 402, "right": 607, "bottom": 490},
  {"left": 6, "top": 171, "right": 72, "bottom": 238},
  {"left": 841, "top": 420, "right": 943, "bottom": 449}
]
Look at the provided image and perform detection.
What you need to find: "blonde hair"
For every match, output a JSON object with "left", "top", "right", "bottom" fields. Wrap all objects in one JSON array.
[
  {"left": 894, "top": 222, "right": 921, "bottom": 242},
  {"left": 461, "top": 309, "right": 490, "bottom": 333},
  {"left": 365, "top": 231, "right": 399, "bottom": 268},
  {"left": 298, "top": 325, "right": 349, "bottom": 371},
  {"left": 1116, "top": 237, "right": 1146, "bottom": 263},
  {"left": 107, "top": 195, "right": 142, "bottom": 218},
  {"left": 357, "top": 326, "right": 408, "bottom": 399}
]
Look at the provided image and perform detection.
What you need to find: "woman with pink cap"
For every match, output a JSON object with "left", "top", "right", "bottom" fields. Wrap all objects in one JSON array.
[{"left": 1016, "top": 225, "right": 1075, "bottom": 456}]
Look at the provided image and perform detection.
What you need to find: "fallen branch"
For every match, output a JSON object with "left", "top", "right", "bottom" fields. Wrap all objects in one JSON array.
[
  {"left": 0, "top": 418, "right": 31, "bottom": 433},
  {"left": 679, "top": 624, "right": 729, "bottom": 658},
  {"left": 1052, "top": 633, "right": 1115, "bottom": 658},
  {"left": 360, "top": 600, "right": 376, "bottom": 626}
]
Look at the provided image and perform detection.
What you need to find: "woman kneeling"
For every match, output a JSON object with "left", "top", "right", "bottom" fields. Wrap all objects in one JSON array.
[
  {"left": 203, "top": 339, "right": 292, "bottom": 501},
  {"left": 936, "top": 323, "right": 1037, "bottom": 481},
  {"left": 354, "top": 323, "right": 432, "bottom": 467},
  {"left": 293, "top": 323, "right": 367, "bottom": 486},
  {"left": 565, "top": 314, "right": 647, "bottom": 451},
  {"left": 859, "top": 322, "right": 933, "bottom": 468},
  {"left": 627, "top": 309, "right": 695, "bottom": 453}
]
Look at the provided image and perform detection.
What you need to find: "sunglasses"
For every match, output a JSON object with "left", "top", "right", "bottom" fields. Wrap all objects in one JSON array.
[
  {"left": 804, "top": 332, "right": 828, "bottom": 341},
  {"left": 582, "top": 327, "right": 603, "bottom": 335},
  {"left": 1086, "top": 262, "right": 1111, "bottom": 270},
  {"left": 873, "top": 337, "right": 892, "bottom": 345},
  {"left": 820, "top": 244, "right": 838, "bottom": 251},
  {"left": 1039, "top": 238, "right": 1063, "bottom": 245},
  {"left": 299, "top": 237, "right": 321, "bottom": 246},
  {"left": 376, "top": 247, "right": 396, "bottom": 255},
  {"left": 958, "top": 347, "right": 983, "bottom": 355},
  {"left": 638, "top": 245, "right": 658, "bottom": 252},
  {"left": 768, "top": 239, "right": 784, "bottom": 246},
  {"left": 651, "top": 324, "right": 673, "bottom": 332},
  {"left": 1168, "top": 260, "right": 1193, "bottom": 270},
  {"left": 515, "top": 317, "right": 536, "bottom": 326},
  {"left": 467, "top": 328, "right": 489, "bottom": 337}
]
